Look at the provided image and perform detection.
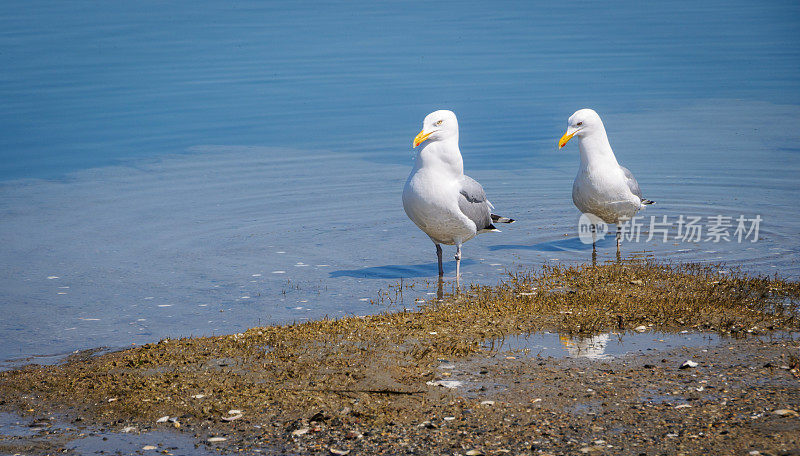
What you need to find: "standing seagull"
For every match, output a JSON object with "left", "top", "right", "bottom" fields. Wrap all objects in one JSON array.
[
  {"left": 558, "top": 109, "right": 654, "bottom": 255},
  {"left": 403, "top": 110, "right": 514, "bottom": 279}
]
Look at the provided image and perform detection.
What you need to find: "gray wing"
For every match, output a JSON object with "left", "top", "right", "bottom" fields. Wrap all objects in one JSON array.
[
  {"left": 458, "top": 175, "right": 494, "bottom": 232},
  {"left": 620, "top": 166, "right": 642, "bottom": 199}
]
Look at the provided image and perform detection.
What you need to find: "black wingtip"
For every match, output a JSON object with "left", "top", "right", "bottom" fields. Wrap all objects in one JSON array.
[
  {"left": 642, "top": 199, "right": 655, "bottom": 205},
  {"left": 491, "top": 214, "right": 516, "bottom": 224}
]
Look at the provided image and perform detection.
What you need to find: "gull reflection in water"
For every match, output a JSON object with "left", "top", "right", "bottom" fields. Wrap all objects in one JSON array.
[{"left": 559, "top": 333, "right": 611, "bottom": 359}]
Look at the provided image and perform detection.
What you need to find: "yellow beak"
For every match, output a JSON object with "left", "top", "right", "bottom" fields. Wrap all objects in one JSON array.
[
  {"left": 558, "top": 131, "right": 575, "bottom": 149},
  {"left": 413, "top": 130, "right": 433, "bottom": 148}
]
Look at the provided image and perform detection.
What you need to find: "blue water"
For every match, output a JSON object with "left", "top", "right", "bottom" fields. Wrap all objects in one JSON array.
[
  {"left": 3, "top": 1, "right": 799, "bottom": 180},
  {"left": 1, "top": 1, "right": 799, "bottom": 365}
]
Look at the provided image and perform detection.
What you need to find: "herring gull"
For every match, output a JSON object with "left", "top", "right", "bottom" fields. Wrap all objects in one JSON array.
[
  {"left": 558, "top": 108, "right": 654, "bottom": 254},
  {"left": 403, "top": 110, "right": 514, "bottom": 279}
]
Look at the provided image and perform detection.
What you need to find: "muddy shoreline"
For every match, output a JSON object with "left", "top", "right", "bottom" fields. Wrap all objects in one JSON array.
[{"left": 1, "top": 261, "right": 799, "bottom": 455}]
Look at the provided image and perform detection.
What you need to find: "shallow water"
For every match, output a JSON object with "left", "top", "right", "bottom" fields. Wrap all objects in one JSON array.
[
  {"left": 432, "top": 331, "right": 799, "bottom": 400},
  {"left": 484, "top": 331, "right": 800, "bottom": 360},
  {"left": 0, "top": 412, "right": 226, "bottom": 455},
  {"left": 1, "top": 1, "right": 799, "bottom": 364},
  {"left": 484, "top": 331, "right": 721, "bottom": 360},
  {"left": 68, "top": 430, "right": 224, "bottom": 456}
]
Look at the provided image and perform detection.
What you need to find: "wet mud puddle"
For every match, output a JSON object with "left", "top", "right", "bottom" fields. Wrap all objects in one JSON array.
[
  {"left": 428, "top": 331, "right": 798, "bottom": 396},
  {"left": 0, "top": 412, "right": 228, "bottom": 456},
  {"left": 484, "top": 330, "right": 722, "bottom": 360}
]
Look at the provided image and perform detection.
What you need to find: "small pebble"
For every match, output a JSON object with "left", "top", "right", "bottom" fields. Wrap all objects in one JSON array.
[
  {"left": 292, "top": 427, "right": 310, "bottom": 436},
  {"left": 773, "top": 409, "right": 799, "bottom": 417},
  {"left": 345, "top": 430, "right": 363, "bottom": 439},
  {"left": 142, "top": 445, "right": 157, "bottom": 450},
  {"left": 330, "top": 449, "right": 350, "bottom": 455}
]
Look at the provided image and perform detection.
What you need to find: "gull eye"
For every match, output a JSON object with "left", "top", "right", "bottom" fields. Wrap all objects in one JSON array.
[
  {"left": 435, "top": 120, "right": 443, "bottom": 126},
  {"left": 577, "top": 121, "right": 583, "bottom": 126}
]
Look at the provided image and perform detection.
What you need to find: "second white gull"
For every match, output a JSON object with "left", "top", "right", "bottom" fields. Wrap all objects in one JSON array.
[{"left": 558, "top": 108, "right": 654, "bottom": 255}]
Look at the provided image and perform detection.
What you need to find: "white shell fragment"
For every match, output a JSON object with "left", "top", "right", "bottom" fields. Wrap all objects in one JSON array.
[
  {"left": 207, "top": 437, "right": 227, "bottom": 442},
  {"left": 426, "top": 380, "right": 463, "bottom": 388},
  {"left": 679, "top": 360, "right": 699, "bottom": 369},
  {"left": 155, "top": 416, "right": 170, "bottom": 423}
]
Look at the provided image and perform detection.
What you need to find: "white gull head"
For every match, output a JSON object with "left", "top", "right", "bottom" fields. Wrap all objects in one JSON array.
[
  {"left": 558, "top": 108, "right": 608, "bottom": 149},
  {"left": 413, "top": 109, "right": 459, "bottom": 148}
]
